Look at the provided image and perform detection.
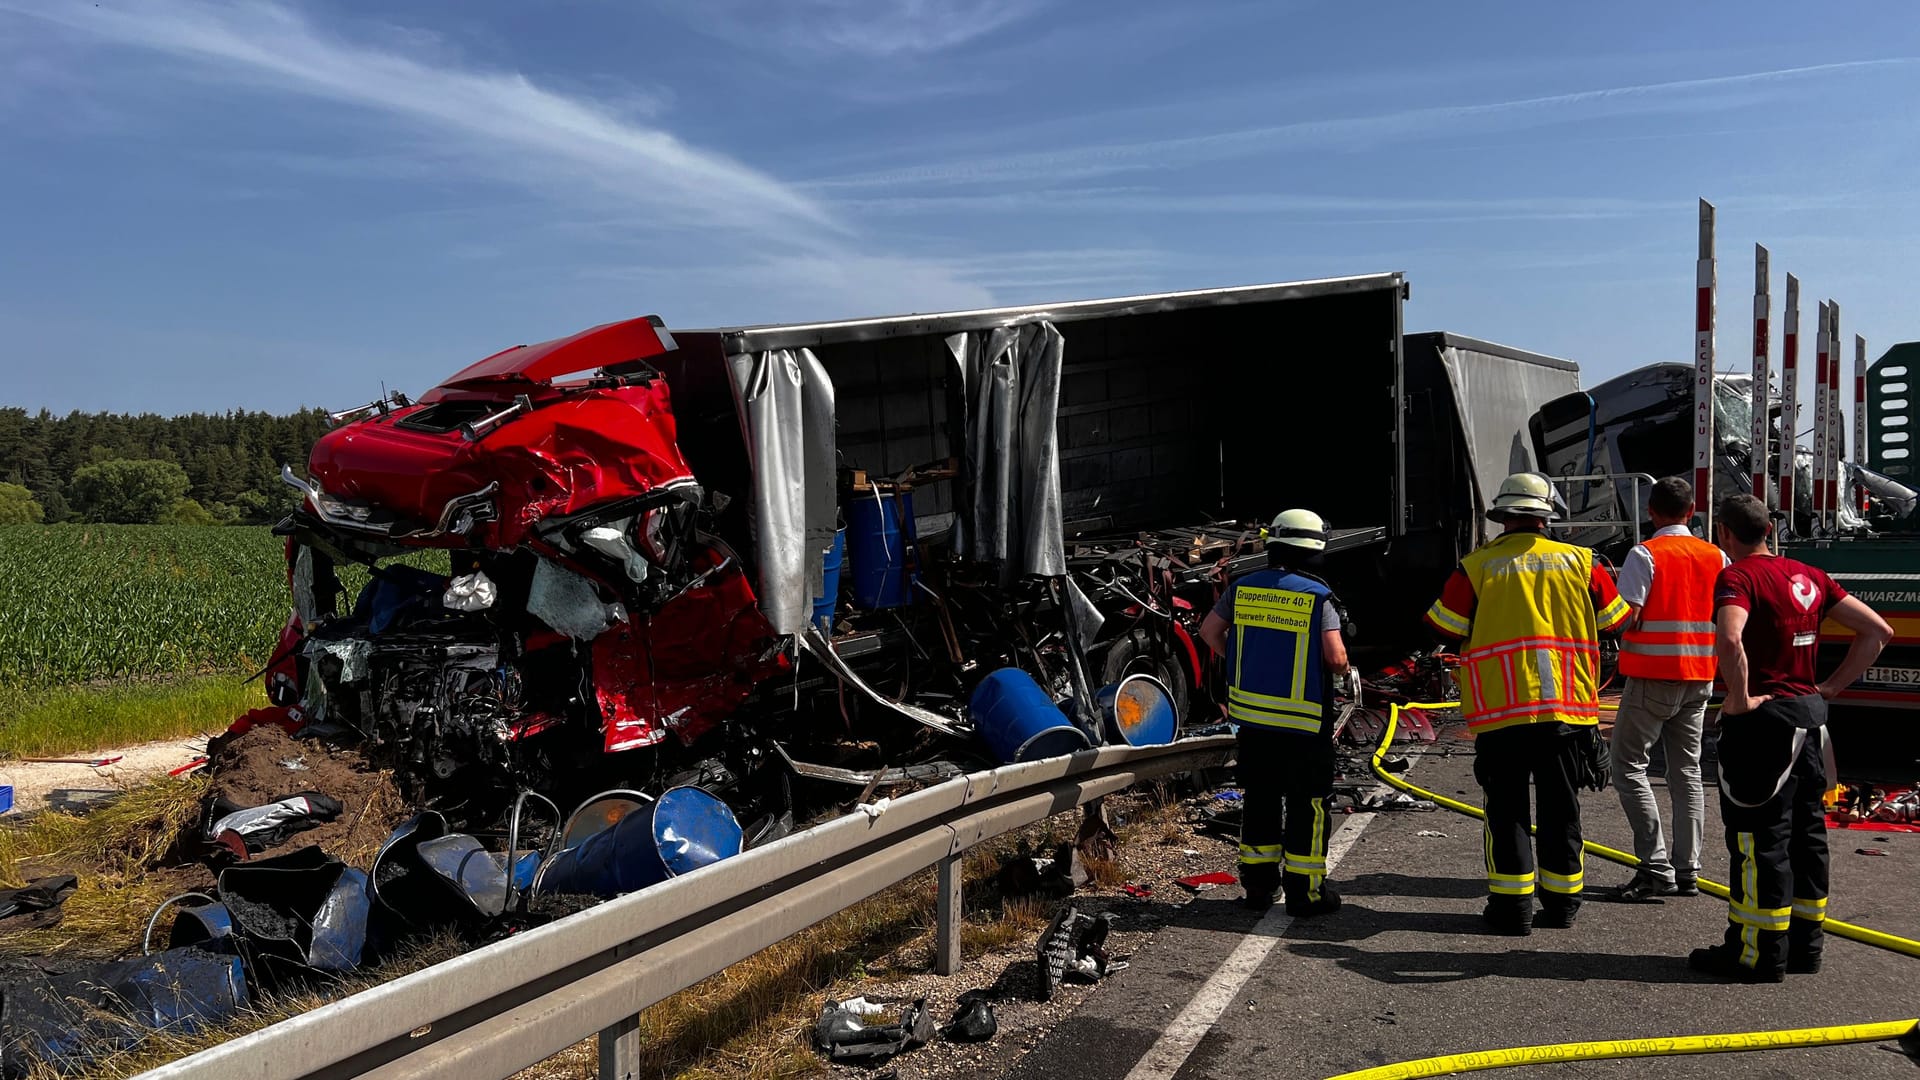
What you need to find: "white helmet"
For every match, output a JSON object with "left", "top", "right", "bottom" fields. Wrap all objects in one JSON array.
[
  {"left": 1265, "top": 508, "right": 1329, "bottom": 552},
  {"left": 1488, "top": 472, "right": 1560, "bottom": 522}
]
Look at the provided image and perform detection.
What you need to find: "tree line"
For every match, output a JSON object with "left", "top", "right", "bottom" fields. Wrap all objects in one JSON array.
[{"left": 0, "top": 406, "right": 331, "bottom": 525}]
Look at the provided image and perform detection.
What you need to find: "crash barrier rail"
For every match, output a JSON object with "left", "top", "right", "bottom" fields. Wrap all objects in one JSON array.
[
  {"left": 1338, "top": 702, "right": 1920, "bottom": 1079},
  {"left": 1544, "top": 471, "right": 1655, "bottom": 547},
  {"left": 134, "top": 734, "right": 1236, "bottom": 1080}
]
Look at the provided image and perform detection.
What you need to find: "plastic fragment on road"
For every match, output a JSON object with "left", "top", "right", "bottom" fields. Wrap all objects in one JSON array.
[
  {"left": 1174, "top": 871, "right": 1237, "bottom": 892},
  {"left": 1037, "top": 906, "right": 1122, "bottom": 1000},
  {"left": 813, "top": 996, "right": 936, "bottom": 1062},
  {"left": 1856, "top": 848, "right": 1890, "bottom": 857},
  {"left": 1415, "top": 830, "right": 1449, "bottom": 838}
]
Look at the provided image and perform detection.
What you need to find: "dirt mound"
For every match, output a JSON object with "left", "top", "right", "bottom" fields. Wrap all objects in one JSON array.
[{"left": 207, "top": 725, "right": 408, "bottom": 865}]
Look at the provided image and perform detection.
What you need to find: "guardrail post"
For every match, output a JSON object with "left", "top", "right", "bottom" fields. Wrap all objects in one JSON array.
[
  {"left": 935, "top": 853, "right": 962, "bottom": 976},
  {"left": 598, "top": 1012, "right": 641, "bottom": 1080}
]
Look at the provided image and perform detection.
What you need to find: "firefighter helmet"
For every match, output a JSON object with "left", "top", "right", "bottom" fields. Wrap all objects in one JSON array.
[
  {"left": 1265, "top": 508, "right": 1329, "bottom": 552},
  {"left": 1488, "top": 472, "right": 1560, "bottom": 522}
]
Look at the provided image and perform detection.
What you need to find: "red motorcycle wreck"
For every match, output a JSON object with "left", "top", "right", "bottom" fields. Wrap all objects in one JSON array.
[{"left": 248, "top": 277, "right": 1446, "bottom": 831}]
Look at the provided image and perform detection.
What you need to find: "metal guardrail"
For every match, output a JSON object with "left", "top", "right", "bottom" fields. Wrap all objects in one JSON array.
[{"left": 134, "top": 735, "right": 1235, "bottom": 1080}]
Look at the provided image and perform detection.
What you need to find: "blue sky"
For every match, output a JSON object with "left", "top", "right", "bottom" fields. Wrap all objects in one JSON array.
[{"left": 4, "top": 0, "right": 1919, "bottom": 416}]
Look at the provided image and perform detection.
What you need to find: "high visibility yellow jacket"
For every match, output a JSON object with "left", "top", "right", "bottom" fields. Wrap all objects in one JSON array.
[{"left": 1425, "top": 530, "right": 1631, "bottom": 733}]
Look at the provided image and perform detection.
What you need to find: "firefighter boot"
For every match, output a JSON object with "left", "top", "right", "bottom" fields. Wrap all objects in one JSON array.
[{"left": 1285, "top": 884, "right": 1342, "bottom": 918}]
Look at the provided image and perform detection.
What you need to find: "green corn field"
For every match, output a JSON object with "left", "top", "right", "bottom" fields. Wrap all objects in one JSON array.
[{"left": 0, "top": 525, "right": 289, "bottom": 689}]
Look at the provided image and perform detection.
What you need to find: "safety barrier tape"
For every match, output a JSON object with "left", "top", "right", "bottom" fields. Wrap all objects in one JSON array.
[{"left": 1323, "top": 701, "right": 1920, "bottom": 1079}]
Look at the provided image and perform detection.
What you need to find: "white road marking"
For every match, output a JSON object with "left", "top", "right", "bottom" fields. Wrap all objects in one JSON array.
[{"left": 1122, "top": 754, "right": 1426, "bottom": 1080}]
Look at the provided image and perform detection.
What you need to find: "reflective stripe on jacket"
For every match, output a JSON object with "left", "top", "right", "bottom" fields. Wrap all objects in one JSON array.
[
  {"left": 1224, "top": 569, "right": 1331, "bottom": 734},
  {"left": 1619, "top": 533, "right": 1722, "bottom": 682},
  {"left": 1450, "top": 533, "right": 1615, "bottom": 733}
]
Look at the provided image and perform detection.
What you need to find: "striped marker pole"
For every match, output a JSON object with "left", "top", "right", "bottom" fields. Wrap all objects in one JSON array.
[
  {"left": 1778, "top": 274, "right": 1799, "bottom": 534},
  {"left": 1829, "top": 301, "right": 1843, "bottom": 527},
  {"left": 1695, "top": 199, "right": 1717, "bottom": 535},
  {"left": 1750, "top": 245, "right": 1771, "bottom": 506},
  {"left": 1813, "top": 302, "right": 1830, "bottom": 534},
  {"left": 1855, "top": 333, "right": 1868, "bottom": 512}
]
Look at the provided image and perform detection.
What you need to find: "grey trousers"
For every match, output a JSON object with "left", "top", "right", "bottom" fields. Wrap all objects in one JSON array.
[{"left": 1609, "top": 677, "right": 1711, "bottom": 885}]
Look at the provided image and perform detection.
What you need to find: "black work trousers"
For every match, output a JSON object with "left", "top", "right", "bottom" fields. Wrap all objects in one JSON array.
[
  {"left": 1236, "top": 726, "right": 1335, "bottom": 903},
  {"left": 1473, "top": 722, "right": 1586, "bottom": 917},
  {"left": 1717, "top": 701, "right": 1830, "bottom": 974}
]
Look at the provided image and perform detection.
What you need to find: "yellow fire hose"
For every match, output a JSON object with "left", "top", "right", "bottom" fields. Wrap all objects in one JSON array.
[
  {"left": 1318, "top": 701, "right": 1920, "bottom": 1079},
  {"left": 1323, "top": 1018, "right": 1919, "bottom": 1080}
]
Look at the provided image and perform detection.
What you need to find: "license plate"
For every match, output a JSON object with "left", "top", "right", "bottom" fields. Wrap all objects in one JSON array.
[{"left": 1863, "top": 666, "right": 1920, "bottom": 686}]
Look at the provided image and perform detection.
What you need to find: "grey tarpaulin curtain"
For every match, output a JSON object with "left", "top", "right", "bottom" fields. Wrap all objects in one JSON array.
[
  {"left": 1438, "top": 343, "right": 1580, "bottom": 544},
  {"left": 946, "top": 321, "right": 1067, "bottom": 579},
  {"left": 727, "top": 348, "right": 837, "bottom": 637}
]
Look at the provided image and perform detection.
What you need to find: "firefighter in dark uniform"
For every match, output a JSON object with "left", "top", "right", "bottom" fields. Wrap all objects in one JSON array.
[{"left": 1199, "top": 509, "right": 1353, "bottom": 916}]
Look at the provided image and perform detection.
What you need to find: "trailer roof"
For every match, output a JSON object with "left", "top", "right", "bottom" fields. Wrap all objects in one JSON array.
[
  {"left": 695, "top": 272, "right": 1406, "bottom": 352},
  {"left": 1403, "top": 331, "right": 1579, "bottom": 373}
]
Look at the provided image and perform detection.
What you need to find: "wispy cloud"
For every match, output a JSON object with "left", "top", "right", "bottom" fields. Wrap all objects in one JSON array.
[
  {"left": 810, "top": 57, "right": 1920, "bottom": 191},
  {"left": 0, "top": 0, "right": 838, "bottom": 234},
  {"left": 665, "top": 0, "right": 1049, "bottom": 59}
]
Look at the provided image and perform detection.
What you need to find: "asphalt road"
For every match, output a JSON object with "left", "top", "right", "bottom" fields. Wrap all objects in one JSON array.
[{"left": 1002, "top": 732, "right": 1920, "bottom": 1080}]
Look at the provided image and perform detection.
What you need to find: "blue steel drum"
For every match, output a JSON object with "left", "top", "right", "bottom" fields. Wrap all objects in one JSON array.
[
  {"left": 847, "top": 491, "right": 917, "bottom": 609},
  {"left": 1095, "top": 674, "right": 1178, "bottom": 747},
  {"left": 814, "top": 528, "right": 846, "bottom": 629},
  {"left": 970, "top": 667, "right": 1092, "bottom": 764},
  {"left": 538, "top": 786, "right": 743, "bottom": 898}
]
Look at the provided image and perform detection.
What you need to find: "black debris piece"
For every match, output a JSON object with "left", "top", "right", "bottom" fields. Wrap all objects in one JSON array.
[
  {"left": 200, "top": 791, "right": 344, "bottom": 857},
  {"left": 813, "top": 997, "right": 936, "bottom": 1063},
  {"left": 1037, "top": 906, "right": 1125, "bottom": 1001},
  {"left": 941, "top": 994, "right": 998, "bottom": 1042},
  {"left": 0, "top": 877, "right": 77, "bottom": 927}
]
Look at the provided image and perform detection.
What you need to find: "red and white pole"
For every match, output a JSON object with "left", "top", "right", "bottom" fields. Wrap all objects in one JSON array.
[
  {"left": 1750, "top": 244, "right": 1770, "bottom": 505},
  {"left": 1855, "top": 333, "right": 1868, "bottom": 512},
  {"left": 1828, "top": 301, "right": 1843, "bottom": 528},
  {"left": 1778, "top": 274, "right": 1799, "bottom": 532},
  {"left": 1695, "top": 199, "right": 1717, "bottom": 535},
  {"left": 1813, "top": 302, "right": 1830, "bottom": 532}
]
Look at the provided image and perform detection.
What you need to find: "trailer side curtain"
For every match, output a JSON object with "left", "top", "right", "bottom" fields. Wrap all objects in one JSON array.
[
  {"left": 1439, "top": 344, "right": 1580, "bottom": 544},
  {"left": 946, "top": 321, "right": 1067, "bottom": 579},
  {"left": 726, "top": 347, "right": 837, "bottom": 636}
]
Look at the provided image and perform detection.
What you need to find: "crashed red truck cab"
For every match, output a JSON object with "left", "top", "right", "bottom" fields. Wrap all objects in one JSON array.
[{"left": 264, "top": 317, "right": 781, "bottom": 807}]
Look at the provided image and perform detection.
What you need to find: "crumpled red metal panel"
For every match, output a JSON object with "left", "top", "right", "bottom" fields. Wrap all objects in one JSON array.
[
  {"left": 432, "top": 317, "right": 675, "bottom": 390},
  {"left": 592, "top": 546, "right": 778, "bottom": 754},
  {"left": 307, "top": 380, "right": 694, "bottom": 548}
]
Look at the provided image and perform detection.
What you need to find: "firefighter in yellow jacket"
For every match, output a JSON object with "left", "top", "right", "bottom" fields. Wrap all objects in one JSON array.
[{"left": 1425, "top": 473, "right": 1631, "bottom": 935}]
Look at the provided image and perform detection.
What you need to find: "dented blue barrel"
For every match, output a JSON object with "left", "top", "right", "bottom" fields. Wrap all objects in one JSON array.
[
  {"left": 971, "top": 667, "right": 1091, "bottom": 764},
  {"left": 537, "top": 786, "right": 743, "bottom": 897},
  {"left": 1096, "top": 674, "right": 1178, "bottom": 747}
]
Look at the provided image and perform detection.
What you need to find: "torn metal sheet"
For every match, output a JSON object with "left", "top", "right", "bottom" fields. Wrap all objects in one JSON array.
[
  {"left": 772, "top": 744, "right": 962, "bottom": 788},
  {"left": 800, "top": 629, "right": 966, "bottom": 739}
]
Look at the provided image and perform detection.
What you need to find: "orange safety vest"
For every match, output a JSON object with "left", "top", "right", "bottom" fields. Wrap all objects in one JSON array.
[
  {"left": 1618, "top": 533, "right": 1722, "bottom": 682},
  {"left": 1431, "top": 532, "right": 1628, "bottom": 734}
]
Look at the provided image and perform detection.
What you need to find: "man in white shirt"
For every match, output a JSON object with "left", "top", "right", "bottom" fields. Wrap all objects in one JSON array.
[{"left": 1607, "top": 477, "right": 1729, "bottom": 902}]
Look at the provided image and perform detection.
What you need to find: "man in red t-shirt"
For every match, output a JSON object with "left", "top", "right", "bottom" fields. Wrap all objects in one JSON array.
[{"left": 1689, "top": 495, "right": 1893, "bottom": 983}]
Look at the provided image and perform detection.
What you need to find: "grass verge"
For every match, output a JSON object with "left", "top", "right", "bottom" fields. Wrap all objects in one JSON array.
[{"left": 0, "top": 677, "right": 258, "bottom": 759}]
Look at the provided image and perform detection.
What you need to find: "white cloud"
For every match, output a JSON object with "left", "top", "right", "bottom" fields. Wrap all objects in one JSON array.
[
  {"left": 811, "top": 57, "right": 1920, "bottom": 191},
  {"left": 669, "top": 0, "right": 1049, "bottom": 58},
  {"left": 0, "top": 0, "right": 838, "bottom": 234}
]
